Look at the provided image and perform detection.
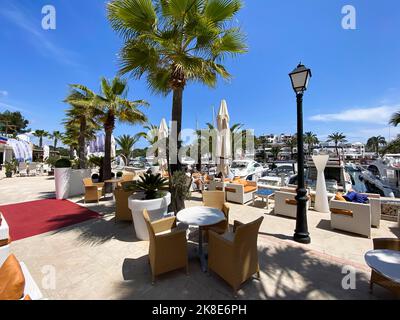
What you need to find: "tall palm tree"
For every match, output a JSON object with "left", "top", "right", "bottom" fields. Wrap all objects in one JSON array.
[
  {"left": 285, "top": 135, "right": 297, "bottom": 160},
  {"left": 304, "top": 132, "right": 319, "bottom": 156},
  {"left": 270, "top": 146, "right": 282, "bottom": 162},
  {"left": 33, "top": 130, "right": 49, "bottom": 148},
  {"left": 231, "top": 123, "right": 243, "bottom": 160},
  {"left": 50, "top": 130, "right": 63, "bottom": 151},
  {"left": 116, "top": 134, "right": 139, "bottom": 160},
  {"left": 327, "top": 132, "right": 347, "bottom": 156},
  {"left": 64, "top": 85, "right": 100, "bottom": 169},
  {"left": 94, "top": 77, "right": 148, "bottom": 182},
  {"left": 389, "top": 111, "right": 400, "bottom": 127},
  {"left": 108, "top": 0, "right": 247, "bottom": 177},
  {"left": 367, "top": 136, "right": 386, "bottom": 154}
]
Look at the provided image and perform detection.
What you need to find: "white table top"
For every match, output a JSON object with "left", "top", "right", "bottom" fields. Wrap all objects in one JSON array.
[
  {"left": 177, "top": 206, "right": 225, "bottom": 227},
  {"left": 0, "top": 215, "right": 9, "bottom": 240},
  {"left": 365, "top": 249, "right": 400, "bottom": 283}
]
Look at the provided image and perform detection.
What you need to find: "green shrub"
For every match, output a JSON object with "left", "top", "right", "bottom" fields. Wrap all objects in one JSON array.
[
  {"left": 129, "top": 172, "right": 168, "bottom": 200},
  {"left": 55, "top": 158, "right": 71, "bottom": 168}
]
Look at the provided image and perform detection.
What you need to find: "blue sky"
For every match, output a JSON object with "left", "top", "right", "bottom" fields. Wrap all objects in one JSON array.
[{"left": 1, "top": 0, "right": 400, "bottom": 148}]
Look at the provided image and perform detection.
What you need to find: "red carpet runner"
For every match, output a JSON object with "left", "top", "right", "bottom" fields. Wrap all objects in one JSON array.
[{"left": 0, "top": 199, "right": 100, "bottom": 241}]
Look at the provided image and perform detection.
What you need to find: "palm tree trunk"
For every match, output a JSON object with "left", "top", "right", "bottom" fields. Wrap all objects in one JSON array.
[
  {"left": 39, "top": 137, "right": 43, "bottom": 148},
  {"left": 103, "top": 114, "right": 115, "bottom": 189},
  {"left": 78, "top": 117, "right": 87, "bottom": 169},
  {"left": 170, "top": 87, "right": 183, "bottom": 174},
  {"left": 197, "top": 135, "right": 202, "bottom": 172},
  {"left": 69, "top": 145, "right": 74, "bottom": 159}
]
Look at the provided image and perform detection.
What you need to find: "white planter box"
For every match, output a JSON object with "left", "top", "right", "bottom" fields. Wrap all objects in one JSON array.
[
  {"left": 54, "top": 168, "right": 71, "bottom": 199},
  {"left": 69, "top": 169, "right": 92, "bottom": 197},
  {"left": 128, "top": 192, "right": 171, "bottom": 240}
]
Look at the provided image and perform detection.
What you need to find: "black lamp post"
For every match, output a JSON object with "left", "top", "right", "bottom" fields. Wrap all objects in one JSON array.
[{"left": 289, "top": 63, "right": 312, "bottom": 244}]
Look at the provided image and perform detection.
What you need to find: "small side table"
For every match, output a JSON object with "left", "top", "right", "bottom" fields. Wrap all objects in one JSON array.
[{"left": 252, "top": 188, "right": 274, "bottom": 209}]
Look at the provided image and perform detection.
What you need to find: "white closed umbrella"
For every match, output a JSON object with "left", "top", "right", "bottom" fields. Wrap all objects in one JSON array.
[
  {"left": 216, "top": 100, "right": 231, "bottom": 190},
  {"left": 158, "top": 118, "right": 169, "bottom": 171},
  {"left": 312, "top": 154, "right": 330, "bottom": 213}
]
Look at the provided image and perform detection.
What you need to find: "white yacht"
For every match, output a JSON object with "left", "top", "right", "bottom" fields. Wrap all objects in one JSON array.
[
  {"left": 229, "top": 159, "right": 265, "bottom": 180},
  {"left": 359, "top": 154, "right": 400, "bottom": 197}
]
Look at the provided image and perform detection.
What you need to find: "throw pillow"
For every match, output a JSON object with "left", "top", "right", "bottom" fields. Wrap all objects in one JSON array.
[{"left": 0, "top": 254, "right": 25, "bottom": 300}]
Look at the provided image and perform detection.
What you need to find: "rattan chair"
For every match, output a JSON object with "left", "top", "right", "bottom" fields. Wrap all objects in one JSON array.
[
  {"left": 370, "top": 238, "right": 400, "bottom": 297},
  {"left": 114, "top": 182, "right": 134, "bottom": 222},
  {"left": 82, "top": 178, "right": 104, "bottom": 203},
  {"left": 143, "top": 209, "right": 188, "bottom": 284},
  {"left": 202, "top": 191, "right": 230, "bottom": 235},
  {"left": 208, "top": 216, "right": 264, "bottom": 296}
]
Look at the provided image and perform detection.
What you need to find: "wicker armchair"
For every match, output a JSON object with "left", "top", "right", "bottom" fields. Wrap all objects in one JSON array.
[
  {"left": 370, "top": 238, "right": 400, "bottom": 297},
  {"left": 143, "top": 209, "right": 188, "bottom": 284},
  {"left": 114, "top": 182, "right": 134, "bottom": 222},
  {"left": 202, "top": 191, "right": 230, "bottom": 235},
  {"left": 208, "top": 216, "right": 264, "bottom": 296},
  {"left": 82, "top": 178, "right": 104, "bottom": 203}
]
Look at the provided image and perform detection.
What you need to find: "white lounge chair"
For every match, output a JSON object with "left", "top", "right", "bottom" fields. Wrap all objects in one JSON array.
[
  {"left": 18, "top": 162, "right": 28, "bottom": 176},
  {"left": 273, "top": 189, "right": 310, "bottom": 218},
  {"left": 28, "top": 162, "right": 37, "bottom": 176},
  {"left": 329, "top": 198, "right": 372, "bottom": 238}
]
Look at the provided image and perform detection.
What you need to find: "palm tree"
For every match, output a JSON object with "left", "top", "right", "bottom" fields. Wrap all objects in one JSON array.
[
  {"left": 50, "top": 130, "right": 63, "bottom": 151},
  {"left": 304, "top": 132, "right": 319, "bottom": 156},
  {"left": 116, "top": 134, "right": 139, "bottom": 160},
  {"left": 135, "top": 123, "right": 159, "bottom": 146},
  {"left": 94, "top": 77, "right": 148, "bottom": 182},
  {"left": 270, "top": 146, "right": 282, "bottom": 161},
  {"left": 367, "top": 136, "right": 386, "bottom": 154},
  {"left": 285, "top": 135, "right": 297, "bottom": 160},
  {"left": 327, "top": 132, "right": 347, "bottom": 156},
  {"left": 64, "top": 85, "right": 100, "bottom": 169},
  {"left": 33, "top": 130, "right": 49, "bottom": 148},
  {"left": 61, "top": 126, "right": 79, "bottom": 159},
  {"left": 389, "top": 111, "right": 400, "bottom": 127},
  {"left": 108, "top": 0, "right": 247, "bottom": 177}
]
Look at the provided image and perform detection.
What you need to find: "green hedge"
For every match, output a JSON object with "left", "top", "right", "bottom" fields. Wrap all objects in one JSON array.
[{"left": 55, "top": 158, "right": 72, "bottom": 168}]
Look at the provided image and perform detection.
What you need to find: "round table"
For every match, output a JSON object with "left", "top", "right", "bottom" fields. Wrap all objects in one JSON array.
[
  {"left": 177, "top": 206, "right": 225, "bottom": 272},
  {"left": 365, "top": 249, "right": 400, "bottom": 285}
]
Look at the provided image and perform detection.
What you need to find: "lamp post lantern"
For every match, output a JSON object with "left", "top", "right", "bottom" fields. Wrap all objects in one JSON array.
[{"left": 289, "top": 63, "right": 312, "bottom": 244}]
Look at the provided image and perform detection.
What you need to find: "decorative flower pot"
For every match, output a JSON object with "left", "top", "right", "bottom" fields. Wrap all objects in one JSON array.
[
  {"left": 128, "top": 192, "right": 171, "bottom": 240},
  {"left": 54, "top": 168, "right": 71, "bottom": 199},
  {"left": 69, "top": 169, "right": 92, "bottom": 197}
]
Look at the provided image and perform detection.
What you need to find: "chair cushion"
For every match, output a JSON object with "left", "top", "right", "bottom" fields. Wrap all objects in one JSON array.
[
  {"left": 331, "top": 208, "right": 353, "bottom": 217},
  {"left": 335, "top": 192, "right": 347, "bottom": 201},
  {"left": 285, "top": 199, "right": 298, "bottom": 206},
  {"left": 244, "top": 186, "right": 257, "bottom": 193},
  {"left": 0, "top": 254, "right": 25, "bottom": 300},
  {"left": 344, "top": 191, "right": 369, "bottom": 204}
]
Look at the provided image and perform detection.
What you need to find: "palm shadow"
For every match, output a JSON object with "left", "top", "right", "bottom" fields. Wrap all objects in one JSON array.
[
  {"left": 111, "top": 239, "right": 396, "bottom": 300},
  {"left": 49, "top": 201, "right": 138, "bottom": 246}
]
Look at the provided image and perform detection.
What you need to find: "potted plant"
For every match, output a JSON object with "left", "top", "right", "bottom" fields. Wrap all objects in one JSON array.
[
  {"left": 54, "top": 158, "right": 71, "bottom": 199},
  {"left": 46, "top": 156, "right": 58, "bottom": 176},
  {"left": 128, "top": 172, "right": 170, "bottom": 240},
  {"left": 4, "top": 161, "right": 15, "bottom": 178}
]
